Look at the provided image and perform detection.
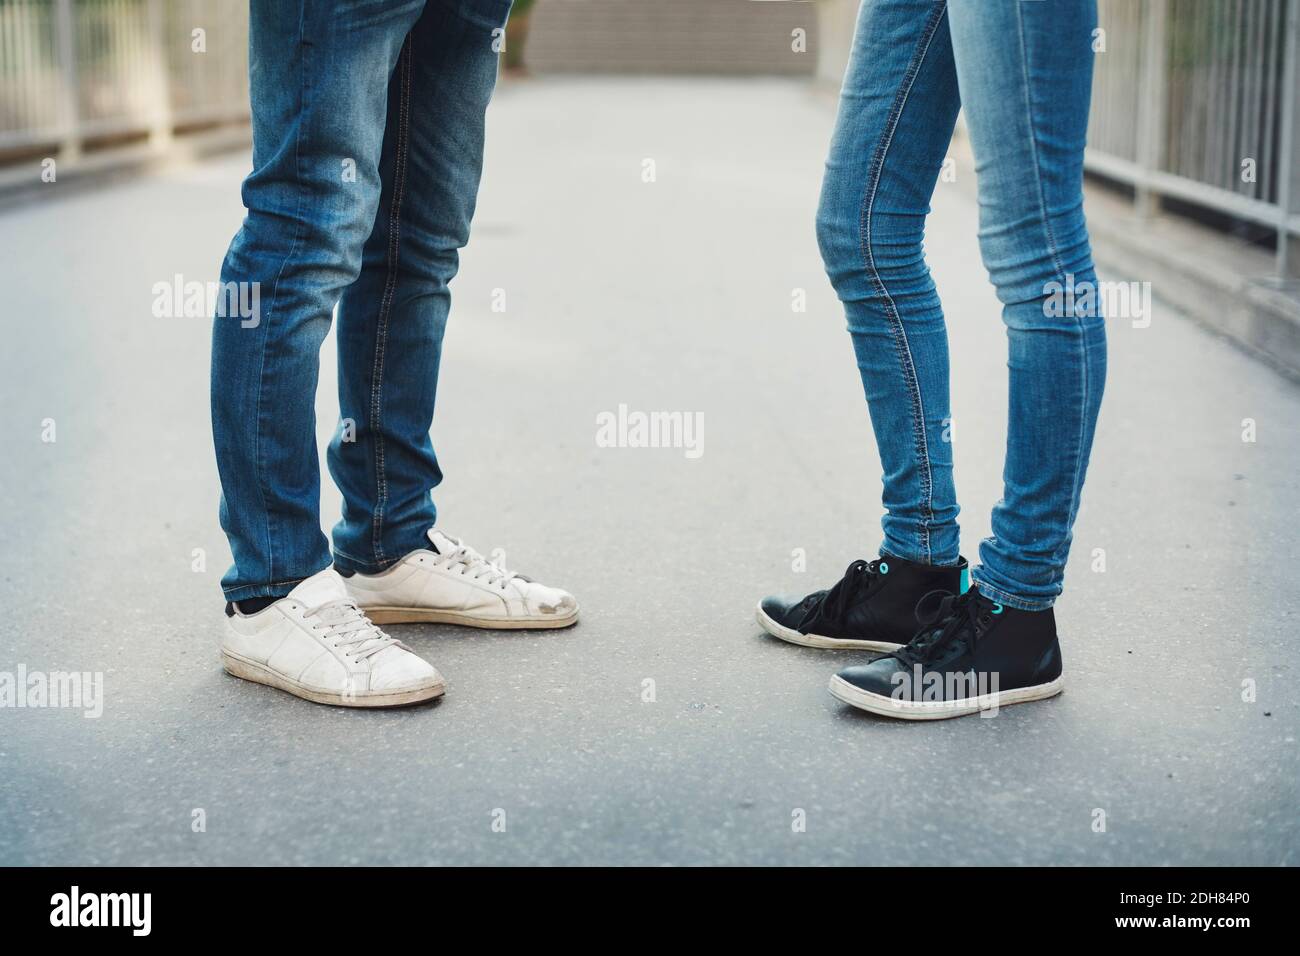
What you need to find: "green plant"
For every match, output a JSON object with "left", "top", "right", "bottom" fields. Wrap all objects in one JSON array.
[{"left": 509, "top": 0, "right": 538, "bottom": 17}]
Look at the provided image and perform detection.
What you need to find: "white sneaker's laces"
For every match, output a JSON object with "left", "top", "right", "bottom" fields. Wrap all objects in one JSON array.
[
  {"left": 306, "top": 600, "right": 399, "bottom": 661},
  {"left": 432, "top": 537, "right": 520, "bottom": 592}
]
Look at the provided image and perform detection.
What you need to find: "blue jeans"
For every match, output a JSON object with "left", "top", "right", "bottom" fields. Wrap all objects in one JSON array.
[
  {"left": 817, "top": 0, "right": 1107, "bottom": 610},
  {"left": 211, "top": 0, "right": 510, "bottom": 600}
]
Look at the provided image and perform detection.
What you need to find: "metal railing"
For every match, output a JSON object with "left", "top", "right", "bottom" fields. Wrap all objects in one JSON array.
[
  {"left": 1087, "top": 0, "right": 1300, "bottom": 277},
  {"left": 0, "top": 0, "right": 248, "bottom": 160},
  {"left": 4, "top": 0, "right": 1297, "bottom": 279}
]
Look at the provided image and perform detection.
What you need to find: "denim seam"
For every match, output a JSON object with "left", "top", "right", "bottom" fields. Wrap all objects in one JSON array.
[
  {"left": 368, "top": 36, "right": 415, "bottom": 567},
  {"left": 1013, "top": 0, "right": 1091, "bottom": 573},
  {"left": 253, "top": 1, "right": 311, "bottom": 587},
  {"left": 857, "top": 1, "right": 947, "bottom": 565}
]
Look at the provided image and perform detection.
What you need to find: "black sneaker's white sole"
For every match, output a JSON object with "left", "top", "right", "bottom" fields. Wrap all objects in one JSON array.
[
  {"left": 754, "top": 604, "right": 903, "bottom": 652},
  {"left": 828, "top": 673, "right": 1064, "bottom": 720}
]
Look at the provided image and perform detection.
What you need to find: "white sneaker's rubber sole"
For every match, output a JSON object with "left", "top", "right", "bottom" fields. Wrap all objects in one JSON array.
[
  {"left": 827, "top": 673, "right": 1064, "bottom": 720},
  {"left": 754, "top": 604, "right": 903, "bottom": 652},
  {"left": 361, "top": 606, "right": 579, "bottom": 630},
  {"left": 221, "top": 650, "right": 445, "bottom": 708}
]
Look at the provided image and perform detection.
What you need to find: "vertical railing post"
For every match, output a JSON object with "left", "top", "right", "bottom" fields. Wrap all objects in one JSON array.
[
  {"left": 1276, "top": 0, "right": 1299, "bottom": 278},
  {"left": 1135, "top": 0, "right": 1169, "bottom": 218},
  {"left": 53, "top": 0, "right": 81, "bottom": 163},
  {"left": 145, "top": 0, "right": 173, "bottom": 150}
]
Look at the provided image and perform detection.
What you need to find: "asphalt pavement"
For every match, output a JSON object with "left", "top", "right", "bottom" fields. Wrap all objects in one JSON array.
[{"left": 1, "top": 78, "right": 1296, "bottom": 865}]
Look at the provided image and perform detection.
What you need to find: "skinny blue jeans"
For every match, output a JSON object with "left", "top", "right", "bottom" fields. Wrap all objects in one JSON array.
[{"left": 817, "top": 0, "right": 1107, "bottom": 610}]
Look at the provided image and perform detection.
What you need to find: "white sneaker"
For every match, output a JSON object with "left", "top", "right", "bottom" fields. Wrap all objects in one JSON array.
[
  {"left": 344, "top": 530, "right": 579, "bottom": 630},
  {"left": 220, "top": 568, "right": 446, "bottom": 707}
]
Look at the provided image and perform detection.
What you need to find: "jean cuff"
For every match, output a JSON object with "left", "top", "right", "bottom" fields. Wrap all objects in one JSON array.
[
  {"left": 880, "top": 544, "right": 961, "bottom": 568},
  {"left": 967, "top": 573, "right": 1055, "bottom": 612},
  {"left": 332, "top": 544, "right": 426, "bottom": 577},
  {"left": 221, "top": 578, "right": 309, "bottom": 602}
]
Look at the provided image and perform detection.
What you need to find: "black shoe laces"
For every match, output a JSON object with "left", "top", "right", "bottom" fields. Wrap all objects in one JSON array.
[
  {"left": 896, "top": 589, "right": 992, "bottom": 666},
  {"left": 809, "top": 559, "right": 885, "bottom": 630}
]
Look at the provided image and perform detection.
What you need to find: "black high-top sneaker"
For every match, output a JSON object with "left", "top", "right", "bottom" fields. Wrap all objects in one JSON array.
[
  {"left": 828, "top": 587, "right": 1063, "bottom": 720},
  {"left": 756, "top": 554, "right": 968, "bottom": 652}
]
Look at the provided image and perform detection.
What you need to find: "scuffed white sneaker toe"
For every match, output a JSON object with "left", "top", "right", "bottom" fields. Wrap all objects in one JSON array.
[
  {"left": 519, "top": 581, "right": 578, "bottom": 619},
  {"left": 345, "top": 530, "right": 580, "bottom": 630}
]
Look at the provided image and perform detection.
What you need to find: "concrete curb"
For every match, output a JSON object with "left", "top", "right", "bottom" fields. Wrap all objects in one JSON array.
[
  {"left": 1087, "top": 206, "right": 1300, "bottom": 383},
  {"left": 0, "top": 124, "right": 252, "bottom": 213}
]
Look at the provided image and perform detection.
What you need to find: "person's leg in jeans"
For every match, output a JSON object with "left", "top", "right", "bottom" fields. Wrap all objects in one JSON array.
[
  {"left": 212, "top": 0, "right": 428, "bottom": 603},
  {"left": 769, "top": 0, "right": 1107, "bottom": 717},
  {"left": 324, "top": 1, "right": 580, "bottom": 631},
  {"left": 756, "top": 0, "right": 969, "bottom": 655},
  {"left": 817, "top": 0, "right": 962, "bottom": 567},
  {"left": 215, "top": 0, "right": 578, "bottom": 667},
  {"left": 328, "top": 1, "right": 505, "bottom": 576},
  {"left": 947, "top": 0, "right": 1107, "bottom": 611},
  {"left": 212, "top": 0, "right": 468, "bottom": 707}
]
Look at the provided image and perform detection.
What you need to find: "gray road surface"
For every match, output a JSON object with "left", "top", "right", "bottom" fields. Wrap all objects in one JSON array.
[{"left": 1, "top": 78, "right": 1297, "bottom": 865}]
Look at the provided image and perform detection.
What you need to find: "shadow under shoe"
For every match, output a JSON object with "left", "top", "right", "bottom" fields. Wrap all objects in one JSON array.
[
  {"left": 756, "top": 554, "right": 968, "bottom": 652},
  {"left": 830, "top": 588, "right": 1063, "bottom": 720}
]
